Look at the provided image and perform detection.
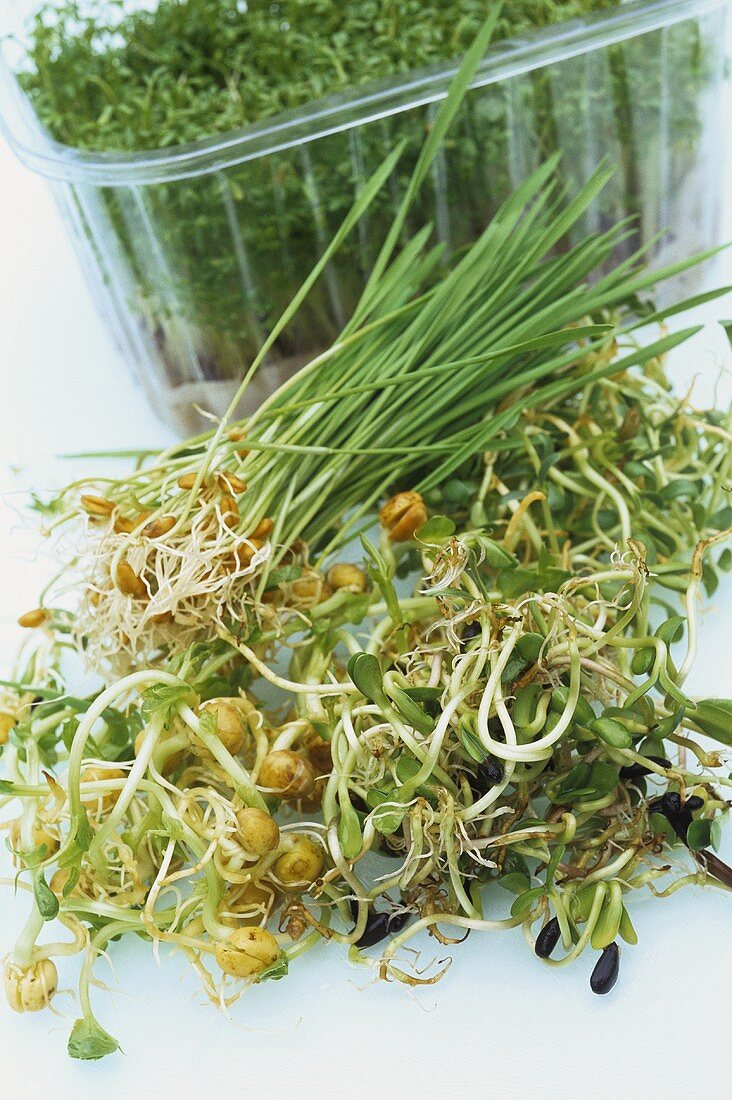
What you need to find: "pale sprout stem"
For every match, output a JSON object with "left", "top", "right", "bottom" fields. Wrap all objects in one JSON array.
[
  {"left": 220, "top": 632, "right": 356, "bottom": 696},
  {"left": 478, "top": 632, "right": 580, "bottom": 762},
  {"left": 88, "top": 717, "right": 164, "bottom": 863},
  {"left": 581, "top": 848, "right": 637, "bottom": 886},
  {"left": 178, "top": 704, "right": 267, "bottom": 811},
  {"left": 66, "top": 670, "right": 184, "bottom": 819},
  {"left": 462, "top": 694, "right": 517, "bottom": 822}
]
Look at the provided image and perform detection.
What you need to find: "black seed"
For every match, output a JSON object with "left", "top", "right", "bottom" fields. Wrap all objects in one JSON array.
[
  {"left": 459, "top": 621, "right": 481, "bottom": 650},
  {"left": 535, "top": 916, "right": 561, "bottom": 959},
  {"left": 649, "top": 791, "right": 703, "bottom": 843},
  {"left": 472, "top": 757, "right": 504, "bottom": 794},
  {"left": 348, "top": 902, "right": 411, "bottom": 947},
  {"left": 590, "top": 942, "right": 620, "bottom": 995},
  {"left": 619, "top": 756, "right": 671, "bottom": 780},
  {"left": 348, "top": 792, "right": 369, "bottom": 815}
]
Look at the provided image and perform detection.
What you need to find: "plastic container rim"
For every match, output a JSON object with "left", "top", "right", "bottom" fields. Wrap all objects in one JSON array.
[{"left": 0, "top": 0, "right": 728, "bottom": 186}]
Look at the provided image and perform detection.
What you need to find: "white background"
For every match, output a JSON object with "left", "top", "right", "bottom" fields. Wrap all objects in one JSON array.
[{"left": 1, "top": 88, "right": 732, "bottom": 1100}]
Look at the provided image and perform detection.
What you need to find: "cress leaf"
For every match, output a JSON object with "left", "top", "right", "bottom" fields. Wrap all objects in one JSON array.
[
  {"left": 347, "top": 653, "right": 385, "bottom": 704},
  {"left": 34, "top": 873, "right": 60, "bottom": 921},
  {"left": 67, "top": 1017, "right": 120, "bottom": 1061}
]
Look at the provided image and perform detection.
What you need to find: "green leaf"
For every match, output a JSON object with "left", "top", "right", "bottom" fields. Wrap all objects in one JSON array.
[
  {"left": 545, "top": 843, "right": 566, "bottom": 888},
  {"left": 402, "top": 686, "right": 442, "bottom": 703},
  {"left": 0, "top": 780, "right": 15, "bottom": 794},
  {"left": 416, "top": 515, "right": 455, "bottom": 543},
  {"left": 550, "top": 688, "right": 595, "bottom": 726},
  {"left": 140, "top": 682, "right": 194, "bottom": 722},
  {"left": 337, "top": 798, "right": 363, "bottom": 860},
  {"left": 386, "top": 685, "right": 434, "bottom": 735},
  {"left": 480, "top": 538, "right": 518, "bottom": 570},
  {"left": 347, "top": 653, "right": 385, "bottom": 704},
  {"left": 553, "top": 763, "right": 592, "bottom": 802},
  {"left": 571, "top": 885, "right": 597, "bottom": 923},
  {"left": 68, "top": 1017, "right": 120, "bottom": 1061},
  {"left": 501, "top": 653, "right": 527, "bottom": 685},
  {"left": 161, "top": 811, "right": 186, "bottom": 842},
  {"left": 258, "top": 955, "right": 289, "bottom": 982},
  {"left": 497, "top": 567, "right": 537, "bottom": 598},
  {"left": 631, "top": 645, "right": 655, "bottom": 676},
  {"left": 360, "top": 534, "right": 402, "bottom": 625},
  {"left": 588, "top": 761, "right": 620, "bottom": 797},
  {"left": 687, "top": 699, "right": 732, "bottom": 745},
  {"left": 710, "top": 819, "right": 723, "bottom": 852},
  {"left": 513, "top": 683, "right": 542, "bottom": 728},
  {"left": 497, "top": 872, "right": 531, "bottom": 897},
  {"left": 442, "top": 479, "right": 476, "bottom": 505},
  {"left": 649, "top": 812, "right": 675, "bottom": 841},
  {"left": 658, "top": 479, "right": 699, "bottom": 503},
  {"left": 515, "top": 633, "right": 544, "bottom": 663},
  {"left": 687, "top": 818, "right": 712, "bottom": 852},
  {"left": 459, "top": 721, "right": 487, "bottom": 764},
  {"left": 510, "top": 885, "right": 545, "bottom": 916},
  {"left": 589, "top": 717, "right": 633, "bottom": 750},
  {"left": 655, "top": 615, "right": 685, "bottom": 646},
  {"left": 34, "top": 873, "right": 59, "bottom": 921},
  {"left": 651, "top": 708, "right": 685, "bottom": 740},
  {"left": 75, "top": 807, "right": 94, "bottom": 852},
  {"left": 591, "top": 899, "right": 622, "bottom": 950},
  {"left": 618, "top": 905, "right": 638, "bottom": 946},
  {"left": 365, "top": 787, "right": 409, "bottom": 835}
]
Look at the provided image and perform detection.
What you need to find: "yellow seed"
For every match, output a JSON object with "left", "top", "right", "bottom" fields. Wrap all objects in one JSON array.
[
  {"left": 227, "top": 430, "right": 250, "bottom": 456},
  {"left": 219, "top": 493, "right": 239, "bottom": 528},
  {"left": 234, "top": 538, "right": 264, "bottom": 567},
  {"left": 214, "top": 927, "right": 280, "bottom": 978},
  {"left": 303, "top": 732, "right": 332, "bottom": 776},
  {"left": 10, "top": 819, "right": 59, "bottom": 857},
  {"left": 113, "top": 514, "right": 136, "bottom": 534},
  {"left": 81, "top": 766, "right": 127, "bottom": 811},
  {"left": 291, "top": 575, "right": 332, "bottom": 604},
  {"left": 326, "top": 563, "right": 367, "bottom": 593},
  {"left": 217, "top": 472, "right": 248, "bottom": 495},
  {"left": 274, "top": 837, "right": 324, "bottom": 891},
  {"left": 258, "top": 750, "right": 316, "bottom": 800},
  {"left": 379, "top": 491, "right": 428, "bottom": 542},
  {"left": 200, "top": 699, "right": 247, "bottom": 755},
  {"left": 227, "top": 880, "right": 277, "bottom": 922},
  {"left": 252, "top": 517, "right": 274, "bottom": 539},
  {"left": 17, "top": 608, "right": 48, "bottom": 629},
  {"left": 49, "top": 868, "right": 72, "bottom": 896},
  {"left": 236, "top": 807, "right": 280, "bottom": 857},
  {"left": 115, "top": 560, "right": 148, "bottom": 599},
  {"left": 4, "top": 959, "right": 58, "bottom": 1013},
  {"left": 177, "top": 472, "right": 200, "bottom": 490},
  {"left": 150, "top": 611, "right": 175, "bottom": 625},
  {"left": 142, "top": 515, "right": 176, "bottom": 539},
  {"left": 0, "top": 713, "right": 15, "bottom": 745},
  {"left": 80, "top": 494, "right": 115, "bottom": 517}
]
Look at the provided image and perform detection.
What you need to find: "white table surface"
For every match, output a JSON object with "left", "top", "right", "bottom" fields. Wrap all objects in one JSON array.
[{"left": 1, "top": 127, "right": 732, "bottom": 1099}]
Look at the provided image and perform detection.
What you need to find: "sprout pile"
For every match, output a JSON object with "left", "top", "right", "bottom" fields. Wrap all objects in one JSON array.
[{"left": 2, "top": 15, "right": 731, "bottom": 1059}]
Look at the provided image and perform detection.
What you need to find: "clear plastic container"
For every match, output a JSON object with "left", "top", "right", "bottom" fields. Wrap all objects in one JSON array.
[{"left": 1, "top": 0, "right": 729, "bottom": 433}]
